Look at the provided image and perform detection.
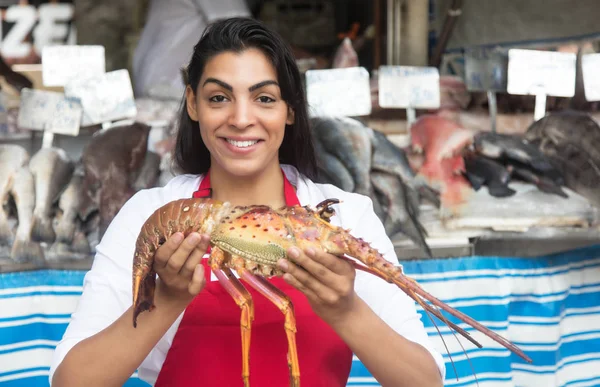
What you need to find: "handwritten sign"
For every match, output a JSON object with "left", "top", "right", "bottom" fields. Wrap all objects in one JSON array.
[
  {"left": 507, "top": 49, "right": 576, "bottom": 97},
  {"left": 64, "top": 69, "right": 137, "bottom": 126},
  {"left": 42, "top": 45, "right": 105, "bottom": 87},
  {"left": 378, "top": 65, "right": 440, "bottom": 109},
  {"left": 582, "top": 53, "right": 600, "bottom": 102},
  {"left": 17, "top": 88, "right": 82, "bottom": 135},
  {"left": 464, "top": 49, "right": 508, "bottom": 92},
  {"left": 305, "top": 67, "right": 371, "bottom": 117}
]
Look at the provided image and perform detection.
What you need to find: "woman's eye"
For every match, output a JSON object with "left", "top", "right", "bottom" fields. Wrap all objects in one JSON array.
[
  {"left": 210, "top": 95, "right": 227, "bottom": 103},
  {"left": 257, "top": 96, "right": 275, "bottom": 103}
]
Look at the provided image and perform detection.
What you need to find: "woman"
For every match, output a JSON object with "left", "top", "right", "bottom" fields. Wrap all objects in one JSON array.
[{"left": 50, "top": 17, "right": 445, "bottom": 387}]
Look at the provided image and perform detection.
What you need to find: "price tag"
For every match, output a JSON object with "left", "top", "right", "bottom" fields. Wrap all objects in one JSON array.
[
  {"left": 378, "top": 65, "right": 440, "bottom": 109},
  {"left": 42, "top": 45, "right": 105, "bottom": 87},
  {"left": 582, "top": 53, "right": 600, "bottom": 102},
  {"left": 64, "top": 69, "right": 137, "bottom": 126},
  {"left": 305, "top": 67, "right": 371, "bottom": 117},
  {"left": 17, "top": 88, "right": 82, "bottom": 136},
  {"left": 507, "top": 49, "right": 576, "bottom": 97},
  {"left": 464, "top": 49, "right": 508, "bottom": 92}
]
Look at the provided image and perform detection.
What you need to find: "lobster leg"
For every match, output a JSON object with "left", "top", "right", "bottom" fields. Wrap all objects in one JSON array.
[
  {"left": 235, "top": 265, "right": 300, "bottom": 387},
  {"left": 210, "top": 248, "right": 254, "bottom": 387}
]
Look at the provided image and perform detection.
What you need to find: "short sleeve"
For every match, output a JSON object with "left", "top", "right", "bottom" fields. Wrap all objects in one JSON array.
[
  {"left": 48, "top": 191, "right": 151, "bottom": 385},
  {"left": 343, "top": 195, "right": 447, "bottom": 380}
]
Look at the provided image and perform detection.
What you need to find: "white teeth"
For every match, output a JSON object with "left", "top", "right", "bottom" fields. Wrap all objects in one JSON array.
[{"left": 226, "top": 139, "right": 259, "bottom": 148}]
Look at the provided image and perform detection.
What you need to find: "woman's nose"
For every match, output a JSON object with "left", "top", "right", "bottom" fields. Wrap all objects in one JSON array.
[{"left": 228, "top": 100, "right": 255, "bottom": 129}]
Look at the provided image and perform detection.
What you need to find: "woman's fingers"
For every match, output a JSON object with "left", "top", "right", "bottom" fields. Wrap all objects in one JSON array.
[
  {"left": 188, "top": 264, "right": 206, "bottom": 296},
  {"left": 156, "top": 232, "right": 202, "bottom": 275},
  {"left": 179, "top": 234, "right": 210, "bottom": 277}
]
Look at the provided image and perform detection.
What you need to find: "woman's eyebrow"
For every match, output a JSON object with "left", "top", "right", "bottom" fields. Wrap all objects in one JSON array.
[{"left": 202, "top": 78, "right": 279, "bottom": 92}]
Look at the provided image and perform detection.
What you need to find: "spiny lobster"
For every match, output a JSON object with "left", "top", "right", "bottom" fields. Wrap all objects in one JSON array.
[{"left": 132, "top": 197, "right": 532, "bottom": 386}]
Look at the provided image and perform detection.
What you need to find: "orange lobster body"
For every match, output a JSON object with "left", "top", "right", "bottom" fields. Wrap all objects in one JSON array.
[{"left": 132, "top": 197, "right": 531, "bottom": 386}]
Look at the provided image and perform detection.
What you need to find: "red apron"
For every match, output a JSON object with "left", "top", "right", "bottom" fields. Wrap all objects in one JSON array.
[{"left": 154, "top": 169, "right": 353, "bottom": 387}]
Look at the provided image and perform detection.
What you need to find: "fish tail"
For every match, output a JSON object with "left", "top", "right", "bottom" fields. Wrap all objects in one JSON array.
[
  {"left": 0, "top": 212, "right": 13, "bottom": 245},
  {"left": 73, "top": 231, "right": 91, "bottom": 255},
  {"left": 31, "top": 214, "right": 56, "bottom": 243},
  {"left": 11, "top": 238, "right": 45, "bottom": 265},
  {"left": 417, "top": 184, "right": 441, "bottom": 207},
  {"left": 54, "top": 219, "right": 76, "bottom": 245}
]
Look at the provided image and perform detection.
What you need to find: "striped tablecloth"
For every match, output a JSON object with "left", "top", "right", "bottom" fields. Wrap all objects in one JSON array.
[{"left": 2, "top": 245, "right": 600, "bottom": 387}]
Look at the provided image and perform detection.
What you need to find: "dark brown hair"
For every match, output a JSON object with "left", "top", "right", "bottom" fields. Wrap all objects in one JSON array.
[{"left": 173, "top": 17, "right": 317, "bottom": 179}]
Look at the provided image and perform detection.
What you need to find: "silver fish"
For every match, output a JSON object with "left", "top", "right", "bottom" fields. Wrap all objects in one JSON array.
[
  {"left": 49, "top": 170, "right": 84, "bottom": 258},
  {"left": 311, "top": 117, "right": 373, "bottom": 196},
  {"left": 371, "top": 129, "right": 440, "bottom": 207},
  {"left": 10, "top": 167, "right": 44, "bottom": 264},
  {"left": 0, "top": 144, "right": 29, "bottom": 246},
  {"left": 29, "top": 147, "right": 75, "bottom": 243},
  {"left": 371, "top": 170, "right": 431, "bottom": 257},
  {"left": 313, "top": 138, "right": 355, "bottom": 192}
]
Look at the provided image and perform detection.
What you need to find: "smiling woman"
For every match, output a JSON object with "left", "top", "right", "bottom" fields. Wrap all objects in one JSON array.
[{"left": 48, "top": 17, "right": 445, "bottom": 387}]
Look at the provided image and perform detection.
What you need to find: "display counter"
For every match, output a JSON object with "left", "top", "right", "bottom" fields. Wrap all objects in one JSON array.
[{"left": 2, "top": 240, "right": 600, "bottom": 387}]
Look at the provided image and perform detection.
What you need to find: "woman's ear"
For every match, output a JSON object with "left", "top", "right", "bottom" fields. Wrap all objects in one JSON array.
[
  {"left": 186, "top": 85, "right": 199, "bottom": 121},
  {"left": 286, "top": 106, "right": 295, "bottom": 125}
]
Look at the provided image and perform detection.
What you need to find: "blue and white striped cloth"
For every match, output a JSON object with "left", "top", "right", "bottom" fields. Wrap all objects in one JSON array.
[{"left": 2, "top": 244, "right": 600, "bottom": 387}]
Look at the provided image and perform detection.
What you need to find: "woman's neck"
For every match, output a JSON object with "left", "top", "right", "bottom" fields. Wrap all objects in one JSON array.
[{"left": 208, "top": 162, "right": 287, "bottom": 208}]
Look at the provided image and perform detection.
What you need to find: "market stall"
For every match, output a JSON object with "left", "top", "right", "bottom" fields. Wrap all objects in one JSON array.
[{"left": 2, "top": 1, "right": 600, "bottom": 386}]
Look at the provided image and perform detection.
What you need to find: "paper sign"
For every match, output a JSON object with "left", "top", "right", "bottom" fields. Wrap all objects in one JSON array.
[
  {"left": 305, "top": 67, "right": 371, "bottom": 117},
  {"left": 464, "top": 49, "right": 508, "bottom": 92},
  {"left": 64, "top": 69, "right": 137, "bottom": 126},
  {"left": 17, "top": 88, "right": 82, "bottom": 136},
  {"left": 378, "top": 65, "right": 440, "bottom": 109},
  {"left": 582, "top": 53, "right": 600, "bottom": 102},
  {"left": 42, "top": 45, "right": 105, "bottom": 87},
  {"left": 507, "top": 49, "right": 576, "bottom": 97}
]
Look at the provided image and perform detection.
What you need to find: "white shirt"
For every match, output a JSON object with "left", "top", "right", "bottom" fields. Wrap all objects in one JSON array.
[{"left": 49, "top": 165, "right": 446, "bottom": 385}]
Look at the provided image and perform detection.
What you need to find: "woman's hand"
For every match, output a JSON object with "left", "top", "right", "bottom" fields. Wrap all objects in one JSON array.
[
  {"left": 153, "top": 232, "right": 210, "bottom": 307},
  {"left": 278, "top": 247, "right": 358, "bottom": 326}
]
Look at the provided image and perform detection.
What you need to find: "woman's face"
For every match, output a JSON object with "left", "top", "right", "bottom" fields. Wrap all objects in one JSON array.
[{"left": 186, "top": 48, "right": 294, "bottom": 178}]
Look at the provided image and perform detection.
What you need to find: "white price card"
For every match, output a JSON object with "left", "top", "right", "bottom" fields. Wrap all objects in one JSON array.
[
  {"left": 507, "top": 49, "right": 576, "bottom": 97},
  {"left": 464, "top": 49, "right": 508, "bottom": 92},
  {"left": 582, "top": 53, "right": 600, "bottom": 102},
  {"left": 64, "top": 69, "right": 137, "bottom": 126},
  {"left": 17, "top": 88, "right": 82, "bottom": 136},
  {"left": 378, "top": 65, "right": 440, "bottom": 109},
  {"left": 42, "top": 45, "right": 105, "bottom": 87},
  {"left": 305, "top": 67, "right": 371, "bottom": 117}
]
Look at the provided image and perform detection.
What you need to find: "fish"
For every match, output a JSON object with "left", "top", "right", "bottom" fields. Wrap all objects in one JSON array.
[
  {"left": 464, "top": 152, "right": 515, "bottom": 198},
  {"left": 371, "top": 130, "right": 440, "bottom": 207},
  {"left": 473, "top": 131, "right": 563, "bottom": 183},
  {"left": 9, "top": 166, "right": 44, "bottom": 264},
  {"left": 312, "top": 137, "right": 355, "bottom": 192},
  {"left": 133, "top": 150, "right": 161, "bottom": 191},
  {"left": 310, "top": 117, "right": 374, "bottom": 197},
  {"left": 410, "top": 115, "right": 474, "bottom": 185},
  {"left": 525, "top": 110, "right": 600, "bottom": 207},
  {"left": 50, "top": 170, "right": 84, "bottom": 254},
  {"left": 0, "top": 145, "right": 30, "bottom": 246},
  {"left": 371, "top": 170, "right": 431, "bottom": 257},
  {"left": 508, "top": 165, "right": 568, "bottom": 198},
  {"left": 80, "top": 122, "right": 151, "bottom": 239},
  {"left": 29, "top": 147, "right": 75, "bottom": 244}
]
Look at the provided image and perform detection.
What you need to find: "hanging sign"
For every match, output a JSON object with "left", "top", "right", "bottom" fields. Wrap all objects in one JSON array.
[
  {"left": 42, "top": 45, "right": 105, "bottom": 87},
  {"left": 64, "top": 69, "right": 137, "bottom": 126},
  {"left": 305, "top": 67, "right": 371, "bottom": 117},
  {"left": 17, "top": 88, "right": 82, "bottom": 136},
  {"left": 582, "top": 53, "right": 600, "bottom": 102},
  {"left": 378, "top": 65, "right": 440, "bottom": 109}
]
